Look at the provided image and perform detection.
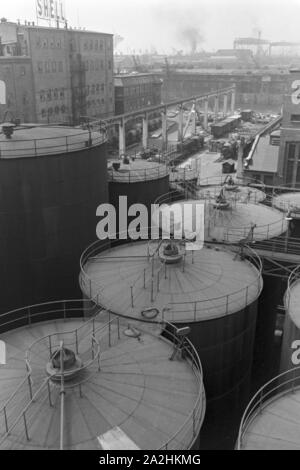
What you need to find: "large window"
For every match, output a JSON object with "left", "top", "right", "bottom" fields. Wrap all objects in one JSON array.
[{"left": 286, "top": 143, "right": 297, "bottom": 184}]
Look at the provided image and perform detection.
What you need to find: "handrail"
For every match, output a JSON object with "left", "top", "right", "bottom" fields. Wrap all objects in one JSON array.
[
  {"left": 153, "top": 187, "right": 287, "bottom": 242},
  {"left": 0, "top": 129, "right": 106, "bottom": 159},
  {"left": 0, "top": 300, "right": 103, "bottom": 440},
  {"left": 0, "top": 300, "right": 204, "bottom": 450},
  {"left": 0, "top": 305, "right": 121, "bottom": 448},
  {"left": 197, "top": 174, "right": 266, "bottom": 191},
  {"left": 158, "top": 321, "right": 205, "bottom": 450},
  {"left": 80, "top": 233, "right": 263, "bottom": 323},
  {"left": 285, "top": 265, "right": 300, "bottom": 312},
  {"left": 59, "top": 341, "right": 65, "bottom": 451},
  {"left": 162, "top": 245, "right": 262, "bottom": 323},
  {"left": 244, "top": 114, "right": 282, "bottom": 166},
  {"left": 108, "top": 163, "right": 169, "bottom": 183},
  {"left": 25, "top": 302, "right": 104, "bottom": 366},
  {"left": 253, "top": 236, "right": 300, "bottom": 257},
  {"left": 0, "top": 299, "right": 99, "bottom": 332},
  {"left": 237, "top": 366, "right": 300, "bottom": 449}
]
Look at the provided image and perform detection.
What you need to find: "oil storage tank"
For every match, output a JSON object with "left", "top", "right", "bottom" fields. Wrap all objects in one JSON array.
[
  {"left": 273, "top": 190, "right": 300, "bottom": 238},
  {"left": 0, "top": 124, "right": 108, "bottom": 314},
  {"left": 0, "top": 300, "right": 205, "bottom": 450},
  {"left": 80, "top": 238, "right": 263, "bottom": 408},
  {"left": 280, "top": 266, "right": 300, "bottom": 373},
  {"left": 108, "top": 157, "right": 169, "bottom": 229},
  {"left": 237, "top": 366, "right": 300, "bottom": 450},
  {"left": 154, "top": 189, "right": 287, "bottom": 244},
  {"left": 197, "top": 175, "right": 266, "bottom": 205}
]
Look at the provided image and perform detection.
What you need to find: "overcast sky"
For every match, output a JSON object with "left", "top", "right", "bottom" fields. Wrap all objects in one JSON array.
[{"left": 2, "top": 0, "right": 300, "bottom": 53}]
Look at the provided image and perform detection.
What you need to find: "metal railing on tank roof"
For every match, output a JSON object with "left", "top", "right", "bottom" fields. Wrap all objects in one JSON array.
[
  {"left": 0, "top": 129, "right": 107, "bottom": 159},
  {"left": 237, "top": 366, "right": 300, "bottom": 450},
  {"left": 108, "top": 162, "right": 169, "bottom": 183},
  {"left": 158, "top": 322, "right": 205, "bottom": 450},
  {"left": 284, "top": 265, "right": 300, "bottom": 312},
  {"left": 79, "top": 231, "right": 263, "bottom": 324},
  {"left": 0, "top": 299, "right": 119, "bottom": 449},
  {"left": 154, "top": 184, "right": 288, "bottom": 243},
  {"left": 0, "top": 299, "right": 205, "bottom": 451}
]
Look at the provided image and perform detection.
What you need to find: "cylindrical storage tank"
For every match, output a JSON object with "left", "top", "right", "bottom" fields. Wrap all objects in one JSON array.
[
  {"left": 108, "top": 159, "right": 169, "bottom": 229},
  {"left": 0, "top": 301, "right": 205, "bottom": 450},
  {"left": 280, "top": 266, "right": 300, "bottom": 373},
  {"left": 80, "top": 239, "right": 263, "bottom": 407},
  {"left": 0, "top": 125, "right": 108, "bottom": 314},
  {"left": 153, "top": 196, "right": 287, "bottom": 244},
  {"left": 237, "top": 366, "right": 300, "bottom": 450},
  {"left": 197, "top": 176, "right": 266, "bottom": 205},
  {"left": 273, "top": 191, "right": 300, "bottom": 238}
]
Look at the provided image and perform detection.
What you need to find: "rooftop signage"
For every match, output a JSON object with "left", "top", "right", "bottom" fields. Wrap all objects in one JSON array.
[{"left": 36, "top": 0, "right": 66, "bottom": 24}]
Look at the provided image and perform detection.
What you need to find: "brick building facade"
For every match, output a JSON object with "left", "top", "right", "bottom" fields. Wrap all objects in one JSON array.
[{"left": 0, "top": 19, "right": 114, "bottom": 124}]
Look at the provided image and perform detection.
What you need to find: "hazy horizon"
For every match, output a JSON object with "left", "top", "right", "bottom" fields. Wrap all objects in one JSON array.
[{"left": 1, "top": 0, "right": 300, "bottom": 54}]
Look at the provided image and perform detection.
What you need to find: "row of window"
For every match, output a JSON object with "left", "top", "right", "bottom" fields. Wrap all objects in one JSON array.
[
  {"left": 83, "top": 59, "right": 112, "bottom": 72},
  {"left": 35, "top": 36, "right": 111, "bottom": 53},
  {"left": 36, "top": 37, "right": 62, "bottom": 49},
  {"left": 82, "top": 39, "right": 111, "bottom": 52},
  {"left": 37, "top": 61, "right": 64, "bottom": 73},
  {"left": 40, "top": 88, "right": 65, "bottom": 102},
  {"left": 41, "top": 105, "right": 67, "bottom": 118},
  {"left": 123, "top": 84, "right": 156, "bottom": 96},
  {"left": 86, "top": 99, "right": 106, "bottom": 108},
  {"left": 75, "top": 83, "right": 113, "bottom": 96}
]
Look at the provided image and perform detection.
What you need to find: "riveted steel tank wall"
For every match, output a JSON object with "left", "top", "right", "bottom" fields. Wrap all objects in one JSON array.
[
  {"left": 166, "top": 300, "right": 258, "bottom": 405},
  {"left": 0, "top": 143, "right": 108, "bottom": 314},
  {"left": 290, "top": 219, "right": 300, "bottom": 238},
  {"left": 109, "top": 176, "right": 170, "bottom": 229}
]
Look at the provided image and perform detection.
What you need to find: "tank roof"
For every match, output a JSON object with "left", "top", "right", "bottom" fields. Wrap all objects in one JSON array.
[
  {"left": 154, "top": 199, "right": 287, "bottom": 243},
  {"left": 286, "top": 277, "right": 300, "bottom": 329},
  {"left": 273, "top": 192, "right": 300, "bottom": 219},
  {"left": 238, "top": 368, "right": 300, "bottom": 450},
  {"left": 197, "top": 184, "right": 265, "bottom": 204},
  {"left": 0, "top": 313, "right": 204, "bottom": 450},
  {"left": 108, "top": 159, "right": 168, "bottom": 183},
  {"left": 81, "top": 241, "right": 262, "bottom": 323},
  {"left": 0, "top": 126, "right": 106, "bottom": 159}
]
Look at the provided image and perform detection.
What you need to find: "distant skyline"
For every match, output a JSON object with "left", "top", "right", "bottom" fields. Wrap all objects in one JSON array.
[{"left": 2, "top": 0, "right": 300, "bottom": 54}]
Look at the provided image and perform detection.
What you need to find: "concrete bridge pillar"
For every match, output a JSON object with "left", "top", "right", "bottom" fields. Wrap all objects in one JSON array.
[
  {"left": 231, "top": 88, "right": 236, "bottom": 114},
  {"left": 191, "top": 102, "right": 197, "bottom": 135},
  {"left": 214, "top": 95, "right": 219, "bottom": 121},
  {"left": 161, "top": 111, "right": 168, "bottom": 151},
  {"left": 118, "top": 118, "right": 126, "bottom": 158},
  {"left": 142, "top": 115, "right": 149, "bottom": 149},
  {"left": 177, "top": 105, "right": 184, "bottom": 143},
  {"left": 223, "top": 94, "right": 228, "bottom": 117},
  {"left": 204, "top": 99, "right": 209, "bottom": 130}
]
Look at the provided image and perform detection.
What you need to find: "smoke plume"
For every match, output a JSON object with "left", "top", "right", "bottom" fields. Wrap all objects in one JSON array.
[{"left": 180, "top": 27, "right": 204, "bottom": 54}]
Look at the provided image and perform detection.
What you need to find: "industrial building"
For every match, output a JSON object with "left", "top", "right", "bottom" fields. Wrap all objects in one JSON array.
[
  {"left": 114, "top": 73, "right": 163, "bottom": 115},
  {"left": 243, "top": 70, "right": 300, "bottom": 186},
  {"left": 3, "top": 11, "right": 300, "bottom": 449},
  {"left": 0, "top": 55, "right": 36, "bottom": 122},
  {"left": 0, "top": 18, "right": 114, "bottom": 124}
]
